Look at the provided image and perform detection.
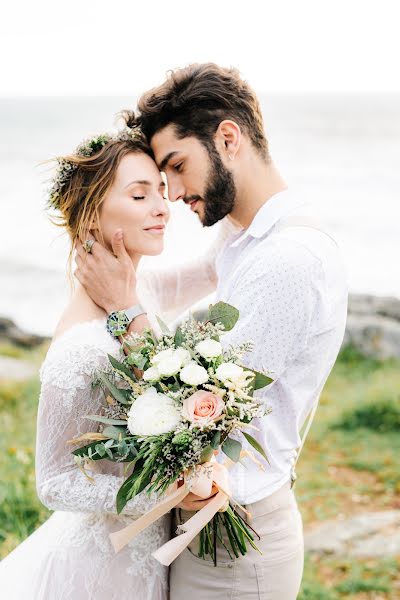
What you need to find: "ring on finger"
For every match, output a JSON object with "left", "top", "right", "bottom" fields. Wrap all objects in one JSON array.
[{"left": 83, "top": 239, "right": 95, "bottom": 254}]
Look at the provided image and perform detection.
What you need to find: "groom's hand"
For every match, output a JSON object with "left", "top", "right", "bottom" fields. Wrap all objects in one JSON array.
[
  {"left": 74, "top": 230, "right": 138, "bottom": 313},
  {"left": 177, "top": 485, "right": 219, "bottom": 511}
]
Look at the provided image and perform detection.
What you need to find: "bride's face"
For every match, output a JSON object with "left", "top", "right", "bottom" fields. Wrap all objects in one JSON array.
[{"left": 98, "top": 152, "right": 169, "bottom": 257}]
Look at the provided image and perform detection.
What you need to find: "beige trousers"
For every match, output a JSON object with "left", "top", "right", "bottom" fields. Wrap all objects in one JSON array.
[{"left": 169, "top": 481, "right": 304, "bottom": 600}]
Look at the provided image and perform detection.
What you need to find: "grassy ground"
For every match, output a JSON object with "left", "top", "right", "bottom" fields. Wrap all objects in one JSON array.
[{"left": 1, "top": 342, "right": 399, "bottom": 598}]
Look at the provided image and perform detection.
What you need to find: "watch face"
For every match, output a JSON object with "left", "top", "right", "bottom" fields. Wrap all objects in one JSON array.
[{"left": 106, "top": 311, "right": 130, "bottom": 337}]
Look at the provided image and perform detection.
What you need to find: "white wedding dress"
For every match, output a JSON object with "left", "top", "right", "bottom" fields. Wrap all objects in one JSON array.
[{"left": 0, "top": 219, "right": 238, "bottom": 600}]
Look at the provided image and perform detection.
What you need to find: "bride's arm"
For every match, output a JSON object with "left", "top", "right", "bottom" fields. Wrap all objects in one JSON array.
[
  {"left": 35, "top": 342, "right": 154, "bottom": 516},
  {"left": 139, "top": 217, "right": 240, "bottom": 321}
]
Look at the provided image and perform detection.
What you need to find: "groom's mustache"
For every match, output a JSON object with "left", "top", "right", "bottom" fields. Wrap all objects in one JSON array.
[{"left": 183, "top": 195, "right": 203, "bottom": 204}]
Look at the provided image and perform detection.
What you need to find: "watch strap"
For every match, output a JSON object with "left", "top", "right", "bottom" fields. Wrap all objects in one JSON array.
[{"left": 124, "top": 303, "right": 147, "bottom": 324}]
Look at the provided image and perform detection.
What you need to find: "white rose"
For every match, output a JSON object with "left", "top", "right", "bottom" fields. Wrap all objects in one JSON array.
[
  {"left": 151, "top": 348, "right": 175, "bottom": 365},
  {"left": 215, "top": 362, "right": 244, "bottom": 384},
  {"left": 180, "top": 361, "right": 209, "bottom": 386},
  {"left": 127, "top": 387, "right": 181, "bottom": 436},
  {"left": 157, "top": 355, "right": 182, "bottom": 377},
  {"left": 143, "top": 366, "right": 160, "bottom": 382},
  {"left": 174, "top": 347, "right": 192, "bottom": 366},
  {"left": 195, "top": 339, "right": 223, "bottom": 360}
]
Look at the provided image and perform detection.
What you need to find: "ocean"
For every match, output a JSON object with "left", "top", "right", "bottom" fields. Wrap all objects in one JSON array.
[{"left": 0, "top": 94, "right": 399, "bottom": 336}]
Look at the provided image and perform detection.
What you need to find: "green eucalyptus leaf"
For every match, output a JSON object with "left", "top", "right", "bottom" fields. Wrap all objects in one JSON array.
[
  {"left": 98, "top": 373, "right": 131, "bottom": 405},
  {"left": 102, "top": 425, "right": 127, "bottom": 440},
  {"left": 174, "top": 326, "right": 185, "bottom": 347},
  {"left": 84, "top": 415, "right": 127, "bottom": 426},
  {"left": 72, "top": 441, "right": 100, "bottom": 458},
  {"left": 242, "top": 432, "right": 270, "bottom": 464},
  {"left": 95, "top": 443, "right": 106, "bottom": 457},
  {"left": 208, "top": 302, "right": 239, "bottom": 331},
  {"left": 210, "top": 431, "right": 221, "bottom": 450},
  {"left": 199, "top": 445, "right": 214, "bottom": 463},
  {"left": 156, "top": 316, "right": 172, "bottom": 335},
  {"left": 107, "top": 354, "right": 136, "bottom": 381},
  {"left": 245, "top": 368, "right": 273, "bottom": 390},
  {"left": 222, "top": 437, "right": 242, "bottom": 462}
]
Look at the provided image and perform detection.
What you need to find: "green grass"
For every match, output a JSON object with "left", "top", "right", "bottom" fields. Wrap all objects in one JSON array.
[
  {"left": 1, "top": 345, "right": 400, "bottom": 598},
  {"left": 300, "top": 555, "right": 400, "bottom": 599},
  {"left": 0, "top": 345, "right": 51, "bottom": 558}
]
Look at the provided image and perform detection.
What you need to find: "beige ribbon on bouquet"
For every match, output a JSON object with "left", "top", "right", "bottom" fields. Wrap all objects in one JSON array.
[{"left": 109, "top": 457, "right": 231, "bottom": 566}]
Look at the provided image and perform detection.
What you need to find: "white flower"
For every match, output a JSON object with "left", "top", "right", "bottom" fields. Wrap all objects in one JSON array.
[
  {"left": 127, "top": 387, "right": 181, "bottom": 436},
  {"left": 195, "top": 339, "right": 223, "bottom": 360},
  {"left": 143, "top": 366, "right": 160, "bottom": 382},
  {"left": 151, "top": 348, "right": 175, "bottom": 365},
  {"left": 157, "top": 355, "right": 182, "bottom": 377},
  {"left": 174, "top": 347, "right": 192, "bottom": 366},
  {"left": 215, "top": 362, "right": 244, "bottom": 384},
  {"left": 180, "top": 361, "right": 209, "bottom": 386}
]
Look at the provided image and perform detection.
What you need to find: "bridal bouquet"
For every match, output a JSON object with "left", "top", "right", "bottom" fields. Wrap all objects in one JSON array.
[{"left": 71, "top": 302, "right": 273, "bottom": 565}]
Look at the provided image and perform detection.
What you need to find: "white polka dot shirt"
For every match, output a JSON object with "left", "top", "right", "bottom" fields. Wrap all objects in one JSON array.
[{"left": 215, "top": 189, "right": 348, "bottom": 504}]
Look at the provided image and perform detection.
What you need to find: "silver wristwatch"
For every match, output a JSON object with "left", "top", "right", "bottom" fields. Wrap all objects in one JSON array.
[{"left": 106, "top": 303, "right": 147, "bottom": 337}]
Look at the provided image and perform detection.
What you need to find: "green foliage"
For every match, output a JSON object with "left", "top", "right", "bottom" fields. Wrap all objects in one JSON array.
[
  {"left": 0, "top": 343, "right": 26, "bottom": 359},
  {"left": 208, "top": 302, "right": 239, "bottom": 331},
  {"left": 107, "top": 354, "right": 136, "bottom": 381},
  {"left": 222, "top": 437, "right": 242, "bottom": 462},
  {"left": 97, "top": 373, "right": 131, "bottom": 405},
  {"left": 335, "top": 577, "right": 390, "bottom": 594},
  {"left": 174, "top": 327, "right": 185, "bottom": 347},
  {"left": 242, "top": 431, "right": 269, "bottom": 464},
  {"left": 332, "top": 398, "right": 400, "bottom": 432}
]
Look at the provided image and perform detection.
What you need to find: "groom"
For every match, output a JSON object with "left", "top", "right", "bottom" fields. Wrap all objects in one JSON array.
[{"left": 75, "top": 63, "right": 348, "bottom": 598}]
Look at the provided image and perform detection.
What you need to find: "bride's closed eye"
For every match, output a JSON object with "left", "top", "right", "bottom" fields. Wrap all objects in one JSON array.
[
  {"left": 174, "top": 162, "right": 184, "bottom": 173},
  {"left": 132, "top": 195, "right": 145, "bottom": 200}
]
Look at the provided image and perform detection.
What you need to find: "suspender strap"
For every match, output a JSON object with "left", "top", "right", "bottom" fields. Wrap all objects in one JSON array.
[{"left": 274, "top": 215, "right": 339, "bottom": 247}]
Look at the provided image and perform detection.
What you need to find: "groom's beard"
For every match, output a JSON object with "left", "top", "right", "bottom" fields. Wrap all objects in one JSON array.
[{"left": 185, "top": 145, "right": 236, "bottom": 227}]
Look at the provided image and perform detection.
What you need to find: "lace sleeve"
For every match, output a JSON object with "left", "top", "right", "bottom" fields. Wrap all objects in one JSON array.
[
  {"left": 140, "top": 217, "right": 240, "bottom": 322},
  {"left": 35, "top": 322, "right": 155, "bottom": 517}
]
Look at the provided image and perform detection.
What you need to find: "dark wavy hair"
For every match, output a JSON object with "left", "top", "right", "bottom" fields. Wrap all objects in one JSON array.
[{"left": 137, "top": 63, "right": 270, "bottom": 160}]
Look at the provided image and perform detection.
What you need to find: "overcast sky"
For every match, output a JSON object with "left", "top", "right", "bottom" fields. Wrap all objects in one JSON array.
[{"left": 1, "top": 0, "right": 399, "bottom": 96}]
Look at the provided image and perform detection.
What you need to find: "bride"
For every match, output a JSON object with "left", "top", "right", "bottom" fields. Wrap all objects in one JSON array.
[{"left": 0, "top": 114, "right": 234, "bottom": 599}]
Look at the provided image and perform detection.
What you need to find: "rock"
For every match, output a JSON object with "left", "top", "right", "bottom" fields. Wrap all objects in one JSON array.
[
  {"left": 305, "top": 511, "right": 400, "bottom": 557},
  {"left": 0, "top": 317, "right": 48, "bottom": 348},
  {"left": 348, "top": 294, "right": 400, "bottom": 321},
  {"left": 344, "top": 294, "right": 400, "bottom": 359},
  {"left": 0, "top": 356, "right": 37, "bottom": 381}
]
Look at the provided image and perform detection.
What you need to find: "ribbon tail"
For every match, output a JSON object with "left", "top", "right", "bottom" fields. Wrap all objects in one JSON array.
[
  {"left": 152, "top": 491, "right": 228, "bottom": 566},
  {"left": 109, "top": 485, "right": 189, "bottom": 554}
]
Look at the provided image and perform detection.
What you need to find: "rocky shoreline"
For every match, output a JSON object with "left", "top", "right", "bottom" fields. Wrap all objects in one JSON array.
[
  {"left": 344, "top": 294, "right": 400, "bottom": 359},
  {"left": 1, "top": 293, "right": 400, "bottom": 359}
]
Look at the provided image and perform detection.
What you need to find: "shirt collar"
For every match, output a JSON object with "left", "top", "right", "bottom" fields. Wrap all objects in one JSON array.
[{"left": 229, "top": 189, "right": 308, "bottom": 248}]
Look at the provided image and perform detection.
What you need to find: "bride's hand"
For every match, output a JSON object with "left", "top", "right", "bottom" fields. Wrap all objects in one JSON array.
[
  {"left": 177, "top": 485, "right": 219, "bottom": 512},
  {"left": 74, "top": 229, "right": 138, "bottom": 313}
]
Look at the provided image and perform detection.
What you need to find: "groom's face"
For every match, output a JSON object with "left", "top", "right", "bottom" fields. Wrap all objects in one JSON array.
[{"left": 151, "top": 124, "right": 235, "bottom": 227}]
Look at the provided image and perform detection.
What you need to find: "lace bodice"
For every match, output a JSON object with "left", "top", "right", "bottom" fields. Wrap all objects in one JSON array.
[{"left": 36, "top": 318, "right": 157, "bottom": 517}]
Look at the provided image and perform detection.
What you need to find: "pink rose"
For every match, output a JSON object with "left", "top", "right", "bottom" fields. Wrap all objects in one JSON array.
[{"left": 182, "top": 390, "right": 225, "bottom": 424}]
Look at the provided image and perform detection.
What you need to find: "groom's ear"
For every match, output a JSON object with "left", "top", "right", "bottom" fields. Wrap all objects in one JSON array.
[{"left": 215, "top": 120, "right": 241, "bottom": 162}]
